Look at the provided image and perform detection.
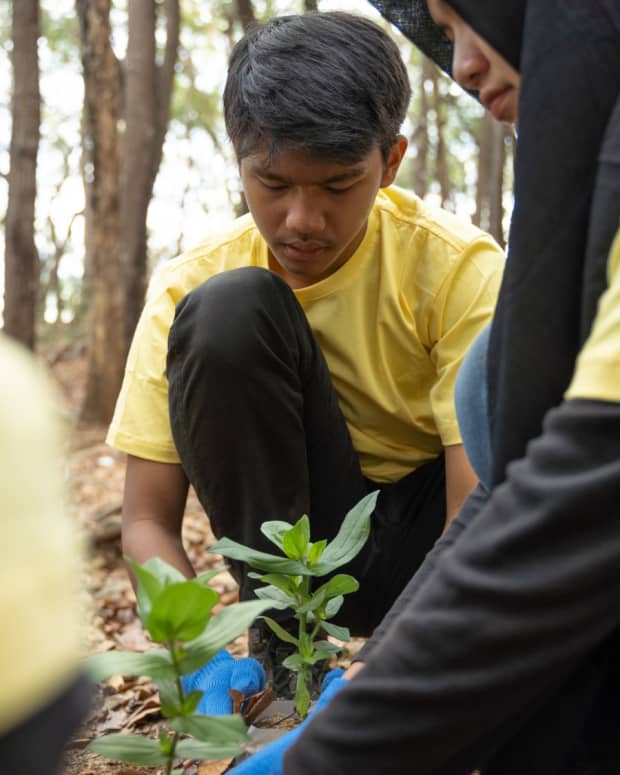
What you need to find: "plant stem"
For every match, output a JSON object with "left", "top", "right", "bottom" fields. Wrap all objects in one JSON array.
[{"left": 165, "top": 732, "right": 179, "bottom": 775}]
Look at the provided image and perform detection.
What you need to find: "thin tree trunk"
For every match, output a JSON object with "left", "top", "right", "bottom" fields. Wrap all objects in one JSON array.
[
  {"left": 234, "top": 0, "right": 256, "bottom": 32},
  {"left": 431, "top": 67, "right": 450, "bottom": 207},
  {"left": 77, "top": 0, "right": 126, "bottom": 424},
  {"left": 411, "top": 56, "right": 431, "bottom": 198},
  {"left": 4, "top": 0, "right": 40, "bottom": 349},
  {"left": 474, "top": 113, "right": 507, "bottom": 246},
  {"left": 304, "top": 0, "right": 319, "bottom": 11}
]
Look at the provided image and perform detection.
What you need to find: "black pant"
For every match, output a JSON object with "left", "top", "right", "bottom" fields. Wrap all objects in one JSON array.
[{"left": 167, "top": 267, "right": 445, "bottom": 636}]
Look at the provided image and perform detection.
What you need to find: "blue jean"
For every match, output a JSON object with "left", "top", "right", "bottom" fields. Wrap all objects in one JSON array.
[{"left": 455, "top": 324, "right": 492, "bottom": 491}]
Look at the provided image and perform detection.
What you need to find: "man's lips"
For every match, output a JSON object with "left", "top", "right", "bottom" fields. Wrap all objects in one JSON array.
[{"left": 282, "top": 241, "right": 328, "bottom": 257}]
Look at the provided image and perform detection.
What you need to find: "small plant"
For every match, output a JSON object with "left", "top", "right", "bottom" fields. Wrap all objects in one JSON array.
[
  {"left": 86, "top": 558, "right": 273, "bottom": 774},
  {"left": 209, "top": 490, "right": 378, "bottom": 718}
]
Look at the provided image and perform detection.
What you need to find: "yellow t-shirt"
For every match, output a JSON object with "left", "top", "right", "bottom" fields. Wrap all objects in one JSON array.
[
  {"left": 0, "top": 335, "right": 83, "bottom": 734},
  {"left": 107, "top": 186, "right": 504, "bottom": 482},
  {"left": 566, "top": 228, "right": 620, "bottom": 402}
]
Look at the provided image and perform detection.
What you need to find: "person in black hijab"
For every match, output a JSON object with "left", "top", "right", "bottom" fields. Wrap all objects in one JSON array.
[{"left": 229, "top": 2, "right": 620, "bottom": 773}]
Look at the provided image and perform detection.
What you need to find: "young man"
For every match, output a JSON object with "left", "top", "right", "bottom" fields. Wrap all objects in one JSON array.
[
  {"left": 228, "top": 2, "right": 620, "bottom": 774},
  {"left": 107, "top": 11, "right": 504, "bottom": 689}
]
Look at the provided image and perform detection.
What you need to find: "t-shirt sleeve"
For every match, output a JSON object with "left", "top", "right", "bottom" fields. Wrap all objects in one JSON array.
[
  {"left": 425, "top": 236, "right": 504, "bottom": 446},
  {"left": 106, "top": 274, "right": 181, "bottom": 463},
  {"left": 566, "top": 229, "right": 620, "bottom": 403}
]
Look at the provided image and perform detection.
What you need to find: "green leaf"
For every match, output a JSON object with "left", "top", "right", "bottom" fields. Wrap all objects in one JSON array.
[
  {"left": 295, "top": 674, "right": 311, "bottom": 719},
  {"left": 130, "top": 562, "right": 163, "bottom": 622},
  {"left": 254, "top": 585, "right": 294, "bottom": 609},
  {"left": 137, "top": 556, "right": 186, "bottom": 586},
  {"left": 248, "top": 572, "right": 300, "bottom": 598},
  {"left": 88, "top": 734, "right": 167, "bottom": 765},
  {"left": 308, "top": 539, "right": 328, "bottom": 565},
  {"left": 209, "top": 537, "right": 310, "bottom": 575},
  {"left": 296, "top": 587, "right": 329, "bottom": 615},
  {"left": 312, "top": 491, "right": 377, "bottom": 576},
  {"left": 171, "top": 713, "right": 250, "bottom": 743},
  {"left": 262, "top": 616, "right": 299, "bottom": 646},
  {"left": 179, "top": 599, "right": 274, "bottom": 674},
  {"left": 85, "top": 649, "right": 175, "bottom": 682},
  {"left": 175, "top": 739, "right": 246, "bottom": 760},
  {"left": 146, "top": 582, "right": 218, "bottom": 642},
  {"left": 314, "top": 574, "right": 359, "bottom": 601},
  {"left": 260, "top": 520, "right": 293, "bottom": 550},
  {"left": 325, "top": 595, "right": 344, "bottom": 618},
  {"left": 321, "top": 620, "right": 351, "bottom": 642},
  {"left": 282, "top": 653, "right": 304, "bottom": 670},
  {"left": 282, "top": 515, "right": 310, "bottom": 560},
  {"left": 308, "top": 640, "right": 342, "bottom": 663},
  {"left": 194, "top": 567, "right": 228, "bottom": 586},
  {"left": 154, "top": 678, "right": 181, "bottom": 716}
]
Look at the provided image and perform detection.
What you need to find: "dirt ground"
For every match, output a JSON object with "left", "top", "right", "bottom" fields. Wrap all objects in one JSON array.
[{"left": 53, "top": 354, "right": 362, "bottom": 775}]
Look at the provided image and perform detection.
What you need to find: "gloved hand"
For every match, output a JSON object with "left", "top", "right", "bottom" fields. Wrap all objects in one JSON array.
[
  {"left": 228, "top": 669, "right": 348, "bottom": 775},
  {"left": 181, "top": 648, "right": 265, "bottom": 715}
]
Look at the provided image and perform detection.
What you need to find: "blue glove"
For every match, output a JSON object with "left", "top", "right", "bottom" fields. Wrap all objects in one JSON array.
[
  {"left": 181, "top": 649, "right": 265, "bottom": 715},
  {"left": 229, "top": 669, "right": 348, "bottom": 775}
]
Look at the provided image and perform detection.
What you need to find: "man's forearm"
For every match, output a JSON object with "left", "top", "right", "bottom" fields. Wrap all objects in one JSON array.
[{"left": 122, "top": 518, "right": 195, "bottom": 588}]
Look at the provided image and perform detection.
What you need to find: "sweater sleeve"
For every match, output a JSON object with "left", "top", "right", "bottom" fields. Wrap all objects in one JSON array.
[
  {"left": 356, "top": 483, "right": 489, "bottom": 663},
  {"left": 284, "top": 398, "right": 620, "bottom": 775}
]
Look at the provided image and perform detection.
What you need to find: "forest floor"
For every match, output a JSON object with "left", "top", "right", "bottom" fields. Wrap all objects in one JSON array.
[{"left": 52, "top": 353, "right": 362, "bottom": 775}]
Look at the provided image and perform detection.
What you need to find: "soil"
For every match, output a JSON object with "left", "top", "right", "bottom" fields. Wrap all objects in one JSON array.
[{"left": 52, "top": 354, "right": 364, "bottom": 775}]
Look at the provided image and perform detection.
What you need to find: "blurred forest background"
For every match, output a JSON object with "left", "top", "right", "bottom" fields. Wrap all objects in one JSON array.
[{"left": 1, "top": 0, "right": 513, "bottom": 425}]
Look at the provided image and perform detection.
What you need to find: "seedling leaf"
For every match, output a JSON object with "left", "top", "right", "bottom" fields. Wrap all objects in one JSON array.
[
  {"left": 194, "top": 567, "right": 228, "bottom": 586},
  {"left": 85, "top": 649, "right": 175, "bottom": 682},
  {"left": 254, "top": 585, "right": 295, "bottom": 609},
  {"left": 282, "top": 515, "right": 310, "bottom": 560},
  {"left": 179, "top": 599, "right": 274, "bottom": 674},
  {"left": 170, "top": 714, "right": 249, "bottom": 743},
  {"left": 175, "top": 739, "right": 246, "bottom": 760},
  {"left": 321, "top": 620, "right": 351, "bottom": 642},
  {"left": 146, "top": 582, "right": 218, "bottom": 642},
  {"left": 260, "top": 520, "right": 293, "bottom": 550},
  {"left": 313, "top": 574, "right": 359, "bottom": 601},
  {"left": 209, "top": 537, "right": 310, "bottom": 575},
  {"left": 88, "top": 734, "right": 167, "bottom": 765},
  {"left": 262, "top": 616, "right": 299, "bottom": 646},
  {"left": 312, "top": 491, "right": 376, "bottom": 575},
  {"left": 308, "top": 539, "right": 328, "bottom": 565}
]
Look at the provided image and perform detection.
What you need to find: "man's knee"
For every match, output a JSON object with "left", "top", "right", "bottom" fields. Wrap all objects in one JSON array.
[{"left": 169, "top": 267, "right": 295, "bottom": 367}]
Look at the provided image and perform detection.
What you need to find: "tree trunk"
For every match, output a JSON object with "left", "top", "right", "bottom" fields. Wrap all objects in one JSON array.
[
  {"left": 474, "top": 113, "right": 507, "bottom": 246},
  {"left": 431, "top": 66, "right": 450, "bottom": 207},
  {"left": 411, "top": 56, "right": 431, "bottom": 199},
  {"left": 122, "top": 0, "right": 180, "bottom": 341},
  {"left": 234, "top": 0, "right": 256, "bottom": 32},
  {"left": 77, "top": 0, "right": 126, "bottom": 424},
  {"left": 4, "top": 0, "right": 40, "bottom": 349},
  {"left": 304, "top": 0, "right": 319, "bottom": 11},
  {"left": 77, "top": 0, "right": 179, "bottom": 424}
]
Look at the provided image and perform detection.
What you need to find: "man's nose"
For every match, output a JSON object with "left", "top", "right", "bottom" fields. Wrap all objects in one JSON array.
[{"left": 285, "top": 191, "right": 326, "bottom": 235}]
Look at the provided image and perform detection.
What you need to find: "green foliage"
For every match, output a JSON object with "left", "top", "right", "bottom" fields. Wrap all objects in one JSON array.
[
  {"left": 85, "top": 558, "right": 272, "bottom": 772},
  {"left": 210, "top": 491, "right": 378, "bottom": 718}
]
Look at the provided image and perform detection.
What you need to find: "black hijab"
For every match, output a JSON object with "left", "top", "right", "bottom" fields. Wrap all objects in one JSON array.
[{"left": 370, "top": 0, "right": 620, "bottom": 486}]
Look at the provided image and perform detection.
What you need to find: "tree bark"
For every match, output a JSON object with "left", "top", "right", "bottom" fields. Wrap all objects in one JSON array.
[
  {"left": 77, "top": 0, "right": 179, "bottom": 424},
  {"left": 4, "top": 0, "right": 40, "bottom": 349},
  {"left": 234, "top": 0, "right": 256, "bottom": 32},
  {"left": 77, "top": 0, "right": 126, "bottom": 423},
  {"left": 474, "top": 113, "right": 507, "bottom": 246},
  {"left": 411, "top": 56, "right": 431, "bottom": 199},
  {"left": 431, "top": 67, "right": 450, "bottom": 207}
]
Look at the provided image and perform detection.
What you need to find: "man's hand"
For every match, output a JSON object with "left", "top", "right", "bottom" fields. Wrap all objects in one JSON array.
[
  {"left": 182, "top": 649, "right": 266, "bottom": 715},
  {"left": 229, "top": 670, "right": 348, "bottom": 775}
]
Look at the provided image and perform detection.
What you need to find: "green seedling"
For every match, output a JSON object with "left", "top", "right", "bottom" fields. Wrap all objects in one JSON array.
[
  {"left": 85, "top": 558, "right": 273, "bottom": 775},
  {"left": 209, "top": 490, "right": 378, "bottom": 718}
]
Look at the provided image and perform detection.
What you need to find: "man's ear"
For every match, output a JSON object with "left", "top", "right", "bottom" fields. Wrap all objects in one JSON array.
[{"left": 380, "top": 135, "right": 408, "bottom": 187}]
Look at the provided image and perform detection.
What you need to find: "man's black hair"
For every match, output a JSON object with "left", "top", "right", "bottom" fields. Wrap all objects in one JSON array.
[{"left": 223, "top": 11, "right": 411, "bottom": 164}]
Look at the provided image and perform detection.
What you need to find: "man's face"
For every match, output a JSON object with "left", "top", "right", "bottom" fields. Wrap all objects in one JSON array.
[{"left": 240, "top": 140, "right": 406, "bottom": 289}]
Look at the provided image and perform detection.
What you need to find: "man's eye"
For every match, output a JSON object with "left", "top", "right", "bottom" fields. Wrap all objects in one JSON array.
[{"left": 325, "top": 185, "right": 353, "bottom": 194}]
